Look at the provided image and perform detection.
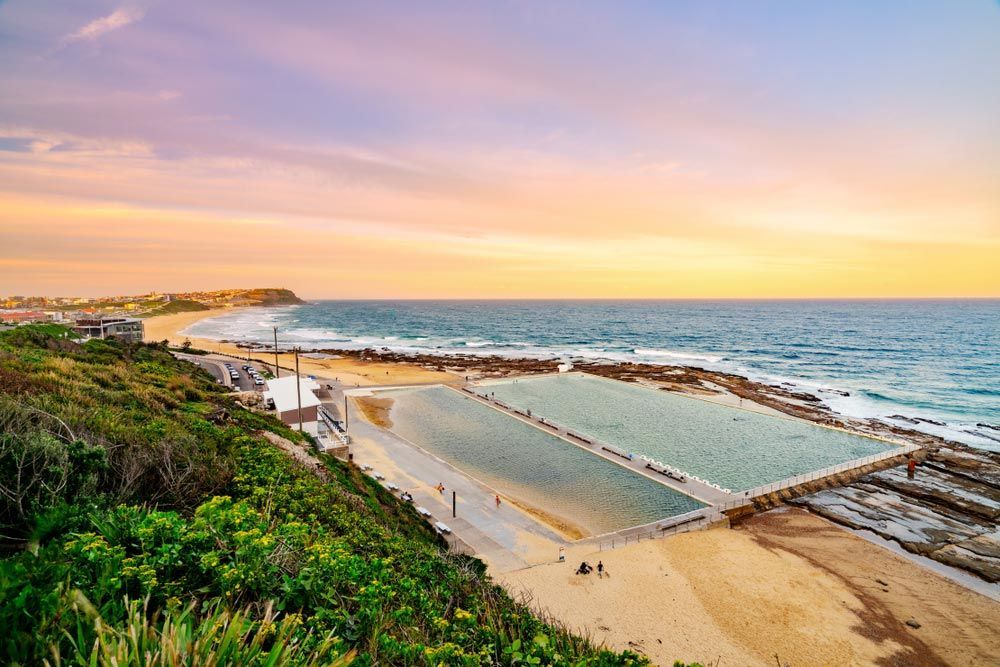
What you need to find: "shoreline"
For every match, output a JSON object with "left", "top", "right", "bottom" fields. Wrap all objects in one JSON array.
[
  {"left": 148, "top": 307, "right": 1000, "bottom": 584},
  {"left": 144, "top": 308, "right": 460, "bottom": 386},
  {"left": 151, "top": 305, "right": 997, "bottom": 448}
]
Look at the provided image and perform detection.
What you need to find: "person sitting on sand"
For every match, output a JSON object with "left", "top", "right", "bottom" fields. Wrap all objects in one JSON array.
[{"left": 575, "top": 561, "right": 592, "bottom": 575}]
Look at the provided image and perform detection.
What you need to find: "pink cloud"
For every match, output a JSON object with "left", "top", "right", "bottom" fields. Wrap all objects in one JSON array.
[{"left": 64, "top": 6, "right": 145, "bottom": 44}]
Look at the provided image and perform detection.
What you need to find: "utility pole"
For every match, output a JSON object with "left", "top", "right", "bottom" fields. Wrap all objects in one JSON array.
[
  {"left": 273, "top": 327, "right": 280, "bottom": 378},
  {"left": 452, "top": 491, "right": 456, "bottom": 518},
  {"left": 294, "top": 347, "right": 303, "bottom": 433},
  {"left": 344, "top": 395, "right": 349, "bottom": 432}
]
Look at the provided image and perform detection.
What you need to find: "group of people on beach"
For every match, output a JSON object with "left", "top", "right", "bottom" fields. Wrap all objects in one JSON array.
[{"left": 575, "top": 560, "right": 607, "bottom": 578}]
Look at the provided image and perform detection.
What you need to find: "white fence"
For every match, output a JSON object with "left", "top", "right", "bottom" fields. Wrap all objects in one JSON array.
[
  {"left": 318, "top": 406, "right": 351, "bottom": 445},
  {"left": 736, "top": 442, "right": 918, "bottom": 501},
  {"left": 596, "top": 508, "right": 713, "bottom": 551}
]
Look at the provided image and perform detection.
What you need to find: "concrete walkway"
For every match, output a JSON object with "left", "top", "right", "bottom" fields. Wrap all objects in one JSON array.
[
  {"left": 327, "top": 392, "right": 569, "bottom": 572},
  {"left": 454, "top": 386, "right": 734, "bottom": 506}
]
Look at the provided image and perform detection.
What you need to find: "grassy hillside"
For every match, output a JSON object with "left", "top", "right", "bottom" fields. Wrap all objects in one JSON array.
[
  {"left": 140, "top": 298, "right": 212, "bottom": 318},
  {"left": 0, "top": 326, "right": 653, "bottom": 666},
  {"left": 244, "top": 287, "right": 306, "bottom": 305}
]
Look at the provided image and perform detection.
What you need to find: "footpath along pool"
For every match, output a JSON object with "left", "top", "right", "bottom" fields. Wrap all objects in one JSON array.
[
  {"left": 385, "top": 385, "right": 705, "bottom": 536},
  {"left": 475, "top": 373, "right": 894, "bottom": 492}
]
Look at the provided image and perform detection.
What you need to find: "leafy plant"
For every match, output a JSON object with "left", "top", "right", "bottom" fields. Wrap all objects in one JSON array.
[
  {"left": 1, "top": 326, "right": 650, "bottom": 665},
  {"left": 54, "top": 594, "right": 354, "bottom": 667}
]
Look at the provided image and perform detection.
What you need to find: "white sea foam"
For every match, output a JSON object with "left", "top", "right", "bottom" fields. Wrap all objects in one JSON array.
[
  {"left": 178, "top": 305, "right": 997, "bottom": 450},
  {"left": 633, "top": 348, "right": 724, "bottom": 363}
]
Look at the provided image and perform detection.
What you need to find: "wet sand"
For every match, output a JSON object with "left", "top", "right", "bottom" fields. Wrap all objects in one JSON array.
[
  {"left": 353, "top": 396, "right": 395, "bottom": 429},
  {"left": 504, "top": 496, "right": 587, "bottom": 541}
]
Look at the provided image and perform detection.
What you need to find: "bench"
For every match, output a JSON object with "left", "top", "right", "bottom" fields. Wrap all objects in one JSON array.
[{"left": 644, "top": 462, "right": 686, "bottom": 482}]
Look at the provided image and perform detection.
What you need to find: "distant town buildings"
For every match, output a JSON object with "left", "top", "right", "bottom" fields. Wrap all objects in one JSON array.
[
  {"left": 72, "top": 317, "right": 145, "bottom": 343},
  {"left": 0, "top": 287, "right": 300, "bottom": 314},
  {"left": 0, "top": 310, "right": 47, "bottom": 324}
]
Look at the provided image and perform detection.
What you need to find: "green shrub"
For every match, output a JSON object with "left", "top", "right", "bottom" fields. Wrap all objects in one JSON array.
[
  {"left": 0, "top": 327, "right": 648, "bottom": 665},
  {"left": 56, "top": 595, "right": 354, "bottom": 667}
]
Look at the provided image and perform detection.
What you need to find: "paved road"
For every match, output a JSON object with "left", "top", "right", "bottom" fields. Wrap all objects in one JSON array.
[
  {"left": 174, "top": 352, "right": 267, "bottom": 392},
  {"left": 175, "top": 353, "right": 230, "bottom": 385}
]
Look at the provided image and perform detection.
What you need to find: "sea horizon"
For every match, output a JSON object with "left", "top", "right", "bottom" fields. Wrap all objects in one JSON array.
[{"left": 289, "top": 296, "right": 1000, "bottom": 302}]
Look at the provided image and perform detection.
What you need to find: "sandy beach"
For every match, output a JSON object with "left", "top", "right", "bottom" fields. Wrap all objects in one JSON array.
[
  {"left": 502, "top": 508, "right": 1000, "bottom": 666},
  {"left": 143, "top": 308, "right": 459, "bottom": 386}
]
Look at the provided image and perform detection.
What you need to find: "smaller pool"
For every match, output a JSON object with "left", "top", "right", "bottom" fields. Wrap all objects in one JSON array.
[
  {"left": 477, "top": 373, "right": 894, "bottom": 491},
  {"left": 387, "top": 386, "right": 705, "bottom": 536}
]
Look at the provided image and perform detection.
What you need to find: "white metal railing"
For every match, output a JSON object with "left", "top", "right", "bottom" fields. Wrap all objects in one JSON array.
[
  {"left": 597, "top": 508, "right": 714, "bottom": 551},
  {"left": 318, "top": 406, "right": 351, "bottom": 445},
  {"left": 737, "top": 443, "right": 918, "bottom": 499}
]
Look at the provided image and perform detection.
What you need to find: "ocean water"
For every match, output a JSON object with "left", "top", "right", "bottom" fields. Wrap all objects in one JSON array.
[
  {"left": 386, "top": 386, "right": 705, "bottom": 534},
  {"left": 476, "top": 374, "right": 892, "bottom": 491},
  {"left": 183, "top": 299, "right": 1000, "bottom": 450}
]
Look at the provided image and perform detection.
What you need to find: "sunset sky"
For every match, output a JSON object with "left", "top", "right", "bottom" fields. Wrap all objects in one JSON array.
[{"left": 1, "top": 1, "right": 998, "bottom": 298}]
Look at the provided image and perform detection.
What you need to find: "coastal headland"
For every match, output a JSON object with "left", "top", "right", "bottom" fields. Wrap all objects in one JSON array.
[{"left": 148, "top": 305, "right": 1000, "bottom": 665}]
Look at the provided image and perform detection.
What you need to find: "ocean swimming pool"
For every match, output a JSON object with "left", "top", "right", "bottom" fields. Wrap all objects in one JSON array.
[
  {"left": 475, "top": 374, "right": 895, "bottom": 492},
  {"left": 385, "top": 386, "right": 705, "bottom": 536}
]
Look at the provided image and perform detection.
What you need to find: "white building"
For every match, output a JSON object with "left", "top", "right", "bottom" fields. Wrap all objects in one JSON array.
[
  {"left": 72, "top": 317, "right": 144, "bottom": 343},
  {"left": 263, "top": 376, "right": 322, "bottom": 435}
]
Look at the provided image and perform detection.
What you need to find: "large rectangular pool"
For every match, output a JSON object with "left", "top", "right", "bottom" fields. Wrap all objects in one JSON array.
[
  {"left": 386, "top": 386, "right": 705, "bottom": 536},
  {"left": 476, "top": 373, "right": 894, "bottom": 492}
]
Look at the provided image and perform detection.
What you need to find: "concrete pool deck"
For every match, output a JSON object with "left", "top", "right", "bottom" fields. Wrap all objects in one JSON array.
[
  {"left": 454, "top": 385, "right": 735, "bottom": 506},
  {"left": 331, "top": 374, "right": 917, "bottom": 571},
  {"left": 467, "top": 372, "right": 918, "bottom": 499}
]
